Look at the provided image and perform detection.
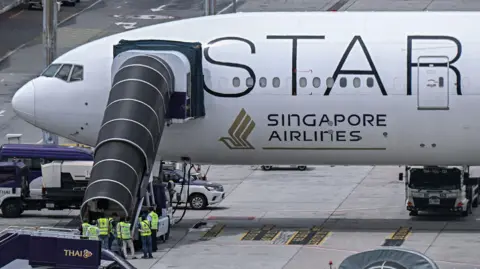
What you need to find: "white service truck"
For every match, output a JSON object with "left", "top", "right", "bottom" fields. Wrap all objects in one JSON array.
[
  {"left": 0, "top": 160, "right": 92, "bottom": 217},
  {"left": 400, "top": 166, "right": 480, "bottom": 217}
]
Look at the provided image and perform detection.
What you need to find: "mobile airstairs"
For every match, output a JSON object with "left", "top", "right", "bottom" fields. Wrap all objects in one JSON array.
[{"left": 0, "top": 226, "right": 136, "bottom": 269}]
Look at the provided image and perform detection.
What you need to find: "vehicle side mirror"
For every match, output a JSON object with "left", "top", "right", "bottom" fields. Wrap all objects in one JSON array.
[{"left": 398, "top": 173, "right": 403, "bottom": 181}]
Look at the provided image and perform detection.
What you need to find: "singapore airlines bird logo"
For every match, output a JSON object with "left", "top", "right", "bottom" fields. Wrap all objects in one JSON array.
[{"left": 219, "top": 109, "right": 255, "bottom": 150}]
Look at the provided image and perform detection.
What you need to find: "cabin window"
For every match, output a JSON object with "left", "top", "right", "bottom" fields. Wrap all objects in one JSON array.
[
  {"left": 326, "top": 77, "right": 335, "bottom": 88},
  {"left": 41, "top": 64, "right": 61, "bottom": 77},
  {"left": 366, "top": 77, "right": 375, "bottom": 88},
  {"left": 246, "top": 77, "right": 254, "bottom": 87},
  {"left": 438, "top": 77, "right": 444, "bottom": 88},
  {"left": 259, "top": 77, "right": 267, "bottom": 88},
  {"left": 232, "top": 77, "right": 240, "bottom": 87},
  {"left": 299, "top": 77, "right": 307, "bottom": 88},
  {"left": 70, "top": 65, "right": 84, "bottom": 82},
  {"left": 353, "top": 77, "right": 361, "bottom": 88},
  {"left": 272, "top": 77, "right": 280, "bottom": 88},
  {"left": 55, "top": 64, "right": 73, "bottom": 81},
  {"left": 339, "top": 77, "right": 347, "bottom": 88},
  {"left": 312, "top": 77, "right": 321, "bottom": 88}
]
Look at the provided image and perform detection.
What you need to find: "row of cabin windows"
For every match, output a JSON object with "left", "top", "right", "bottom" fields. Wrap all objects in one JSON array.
[
  {"left": 41, "top": 63, "right": 84, "bottom": 82},
  {"left": 232, "top": 76, "right": 377, "bottom": 89}
]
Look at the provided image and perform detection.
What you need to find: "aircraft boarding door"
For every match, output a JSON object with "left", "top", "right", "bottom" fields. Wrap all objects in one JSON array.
[{"left": 417, "top": 56, "right": 449, "bottom": 110}]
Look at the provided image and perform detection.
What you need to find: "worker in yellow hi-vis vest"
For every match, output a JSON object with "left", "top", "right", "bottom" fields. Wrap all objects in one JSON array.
[
  {"left": 80, "top": 220, "right": 90, "bottom": 239},
  {"left": 108, "top": 212, "right": 118, "bottom": 250},
  {"left": 86, "top": 220, "right": 100, "bottom": 240},
  {"left": 147, "top": 207, "right": 159, "bottom": 252},
  {"left": 118, "top": 216, "right": 136, "bottom": 259},
  {"left": 97, "top": 214, "right": 110, "bottom": 249},
  {"left": 138, "top": 216, "right": 153, "bottom": 259}
]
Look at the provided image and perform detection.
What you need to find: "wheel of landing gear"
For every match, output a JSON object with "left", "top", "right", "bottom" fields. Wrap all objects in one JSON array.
[
  {"left": 473, "top": 198, "right": 479, "bottom": 208},
  {"left": 297, "top": 166, "right": 307, "bottom": 171},
  {"left": 261, "top": 165, "right": 272, "bottom": 171},
  {"left": 409, "top": 210, "right": 418, "bottom": 216}
]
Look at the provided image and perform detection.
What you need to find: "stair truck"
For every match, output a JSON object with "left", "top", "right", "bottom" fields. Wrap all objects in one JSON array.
[
  {"left": 0, "top": 160, "right": 93, "bottom": 218},
  {"left": 80, "top": 39, "right": 206, "bottom": 250},
  {"left": 400, "top": 166, "right": 480, "bottom": 216}
]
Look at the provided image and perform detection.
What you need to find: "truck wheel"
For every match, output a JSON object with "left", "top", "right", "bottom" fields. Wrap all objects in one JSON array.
[
  {"left": 1, "top": 199, "right": 23, "bottom": 218},
  {"left": 261, "top": 165, "right": 272, "bottom": 171},
  {"left": 409, "top": 210, "right": 418, "bottom": 216},
  {"left": 297, "top": 166, "right": 307, "bottom": 171},
  {"left": 189, "top": 193, "right": 208, "bottom": 210}
]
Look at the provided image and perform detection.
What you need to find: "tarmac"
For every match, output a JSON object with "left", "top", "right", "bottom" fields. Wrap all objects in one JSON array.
[{"left": 1, "top": 0, "right": 480, "bottom": 268}]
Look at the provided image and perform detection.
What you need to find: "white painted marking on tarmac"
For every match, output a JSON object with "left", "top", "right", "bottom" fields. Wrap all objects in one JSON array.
[
  {"left": 36, "top": 139, "right": 43, "bottom": 144},
  {"left": 0, "top": 110, "right": 5, "bottom": 116},
  {"left": 115, "top": 22, "right": 137, "bottom": 30},
  {"left": 151, "top": 4, "right": 167, "bottom": 12},
  {"left": 114, "top": 14, "right": 174, "bottom": 20},
  {"left": 9, "top": 9, "right": 24, "bottom": 19},
  {"left": 218, "top": 0, "right": 238, "bottom": 14}
]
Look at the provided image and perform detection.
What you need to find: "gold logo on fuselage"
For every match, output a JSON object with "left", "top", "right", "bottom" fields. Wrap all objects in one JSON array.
[{"left": 219, "top": 109, "right": 255, "bottom": 150}]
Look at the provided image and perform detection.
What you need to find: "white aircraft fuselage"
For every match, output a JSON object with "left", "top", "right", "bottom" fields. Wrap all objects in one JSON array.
[{"left": 12, "top": 12, "right": 480, "bottom": 165}]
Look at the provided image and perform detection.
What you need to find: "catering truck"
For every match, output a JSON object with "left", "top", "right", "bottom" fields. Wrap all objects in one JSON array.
[
  {"left": 0, "top": 160, "right": 92, "bottom": 217},
  {"left": 400, "top": 166, "right": 480, "bottom": 217}
]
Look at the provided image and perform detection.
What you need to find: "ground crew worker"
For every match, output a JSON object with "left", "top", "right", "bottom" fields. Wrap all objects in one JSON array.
[
  {"left": 108, "top": 213, "right": 118, "bottom": 250},
  {"left": 97, "top": 214, "right": 110, "bottom": 249},
  {"left": 147, "top": 207, "right": 159, "bottom": 252},
  {"left": 138, "top": 216, "right": 153, "bottom": 259},
  {"left": 86, "top": 220, "right": 100, "bottom": 240},
  {"left": 118, "top": 216, "right": 136, "bottom": 259},
  {"left": 81, "top": 220, "right": 90, "bottom": 239}
]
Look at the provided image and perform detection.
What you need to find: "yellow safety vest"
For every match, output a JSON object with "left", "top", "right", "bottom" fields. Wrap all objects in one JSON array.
[
  {"left": 81, "top": 223, "right": 90, "bottom": 236},
  {"left": 97, "top": 218, "right": 108, "bottom": 235},
  {"left": 109, "top": 218, "right": 114, "bottom": 233},
  {"left": 148, "top": 212, "right": 159, "bottom": 230},
  {"left": 140, "top": 220, "right": 151, "bottom": 237},
  {"left": 87, "top": 226, "right": 99, "bottom": 240},
  {"left": 120, "top": 222, "right": 131, "bottom": 240}
]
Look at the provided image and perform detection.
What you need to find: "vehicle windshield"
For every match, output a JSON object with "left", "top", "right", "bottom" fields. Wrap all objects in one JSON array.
[
  {"left": 0, "top": 166, "right": 17, "bottom": 185},
  {"left": 174, "top": 170, "right": 197, "bottom": 181},
  {"left": 409, "top": 168, "right": 461, "bottom": 190}
]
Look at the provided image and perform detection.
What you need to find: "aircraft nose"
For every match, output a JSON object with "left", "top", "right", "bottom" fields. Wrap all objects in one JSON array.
[{"left": 12, "top": 81, "right": 35, "bottom": 124}]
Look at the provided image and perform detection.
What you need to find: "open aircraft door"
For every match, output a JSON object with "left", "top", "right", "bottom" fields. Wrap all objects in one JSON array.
[{"left": 417, "top": 56, "right": 450, "bottom": 110}]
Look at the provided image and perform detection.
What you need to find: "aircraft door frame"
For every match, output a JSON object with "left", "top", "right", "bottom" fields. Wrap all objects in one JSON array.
[{"left": 416, "top": 56, "right": 450, "bottom": 110}]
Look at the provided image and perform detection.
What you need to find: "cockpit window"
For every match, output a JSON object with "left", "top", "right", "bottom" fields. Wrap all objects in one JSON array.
[
  {"left": 70, "top": 65, "right": 84, "bottom": 82},
  {"left": 41, "top": 64, "right": 61, "bottom": 77},
  {"left": 55, "top": 64, "right": 72, "bottom": 81}
]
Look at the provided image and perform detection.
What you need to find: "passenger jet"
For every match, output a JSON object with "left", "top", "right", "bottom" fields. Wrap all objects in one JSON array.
[{"left": 10, "top": 12, "right": 479, "bottom": 166}]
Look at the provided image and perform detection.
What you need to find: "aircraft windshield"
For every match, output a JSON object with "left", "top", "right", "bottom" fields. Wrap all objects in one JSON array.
[
  {"left": 41, "top": 64, "right": 61, "bottom": 77},
  {"left": 409, "top": 168, "right": 461, "bottom": 190}
]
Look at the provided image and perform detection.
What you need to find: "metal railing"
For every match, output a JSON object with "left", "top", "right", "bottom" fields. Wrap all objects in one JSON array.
[{"left": 0, "top": 226, "right": 81, "bottom": 240}]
